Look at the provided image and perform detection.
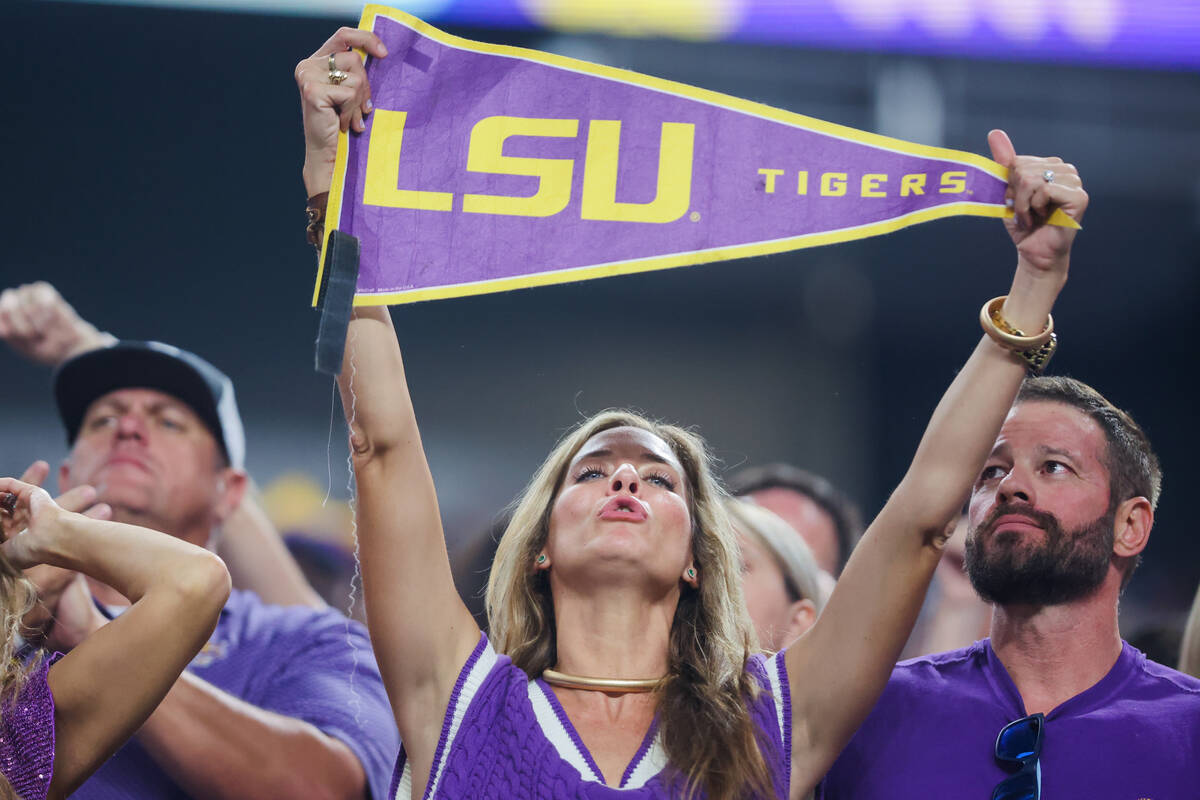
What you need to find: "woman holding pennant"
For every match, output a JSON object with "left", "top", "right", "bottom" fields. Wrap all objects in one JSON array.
[{"left": 296, "top": 27, "right": 1088, "bottom": 800}]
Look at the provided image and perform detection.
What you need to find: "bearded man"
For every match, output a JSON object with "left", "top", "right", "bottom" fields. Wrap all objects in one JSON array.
[{"left": 817, "top": 376, "right": 1200, "bottom": 800}]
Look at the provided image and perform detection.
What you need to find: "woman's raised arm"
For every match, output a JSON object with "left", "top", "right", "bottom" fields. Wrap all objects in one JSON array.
[
  {"left": 0, "top": 479, "right": 230, "bottom": 799},
  {"left": 295, "top": 28, "right": 482, "bottom": 795},
  {"left": 784, "top": 130, "right": 1089, "bottom": 794}
]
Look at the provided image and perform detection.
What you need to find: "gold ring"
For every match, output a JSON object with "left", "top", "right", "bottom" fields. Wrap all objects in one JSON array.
[{"left": 327, "top": 53, "right": 349, "bottom": 85}]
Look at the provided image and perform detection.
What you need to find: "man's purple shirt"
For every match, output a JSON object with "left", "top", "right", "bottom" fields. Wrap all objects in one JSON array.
[
  {"left": 72, "top": 590, "right": 398, "bottom": 800},
  {"left": 818, "top": 638, "right": 1200, "bottom": 799}
]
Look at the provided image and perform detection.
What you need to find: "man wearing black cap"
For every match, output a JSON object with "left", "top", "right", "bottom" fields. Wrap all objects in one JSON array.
[
  {"left": 1, "top": 281, "right": 326, "bottom": 609},
  {"left": 55, "top": 341, "right": 248, "bottom": 560},
  {"left": 28, "top": 339, "right": 397, "bottom": 800}
]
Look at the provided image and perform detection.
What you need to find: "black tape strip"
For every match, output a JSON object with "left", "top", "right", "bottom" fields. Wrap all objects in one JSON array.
[{"left": 314, "top": 230, "right": 361, "bottom": 376}]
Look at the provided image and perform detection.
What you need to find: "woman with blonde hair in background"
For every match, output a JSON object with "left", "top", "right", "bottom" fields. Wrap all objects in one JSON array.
[
  {"left": 727, "top": 498, "right": 826, "bottom": 654},
  {"left": 0, "top": 478, "right": 229, "bottom": 800},
  {"left": 297, "top": 25, "right": 1087, "bottom": 799},
  {"left": 1180, "top": 583, "right": 1200, "bottom": 678}
]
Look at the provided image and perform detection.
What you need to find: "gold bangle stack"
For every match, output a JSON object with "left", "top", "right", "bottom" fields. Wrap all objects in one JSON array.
[{"left": 979, "top": 296, "right": 1058, "bottom": 375}]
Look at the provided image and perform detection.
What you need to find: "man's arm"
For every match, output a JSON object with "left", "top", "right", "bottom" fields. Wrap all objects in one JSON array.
[
  {"left": 130, "top": 605, "right": 397, "bottom": 800},
  {"left": 0, "top": 281, "right": 114, "bottom": 365},
  {"left": 215, "top": 480, "right": 327, "bottom": 609},
  {"left": 134, "top": 673, "right": 367, "bottom": 800}
]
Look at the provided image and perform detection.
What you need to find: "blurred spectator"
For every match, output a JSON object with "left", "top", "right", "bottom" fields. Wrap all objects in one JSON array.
[
  {"left": 819, "top": 377, "right": 1200, "bottom": 799},
  {"left": 450, "top": 513, "right": 508, "bottom": 630},
  {"left": 284, "top": 536, "right": 361, "bottom": 620},
  {"left": 259, "top": 473, "right": 360, "bottom": 617},
  {"left": 1180, "top": 582, "right": 1200, "bottom": 678},
  {"left": 31, "top": 335, "right": 397, "bottom": 799},
  {"left": 726, "top": 498, "right": 824, "bottom": 652},
  {"left": 728, "top": 463, "right": 863, "bottom": 576},
  {"left": 258, "top": 470, "right": 510, "bottom": 628},
  {"left": 0, "top": 281, "right": 323, "bottom": 609}
]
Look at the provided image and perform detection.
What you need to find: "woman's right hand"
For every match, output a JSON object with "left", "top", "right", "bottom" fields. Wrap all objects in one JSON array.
[{"left": 295, "top": 28, "right": 389, "bottom": 196}]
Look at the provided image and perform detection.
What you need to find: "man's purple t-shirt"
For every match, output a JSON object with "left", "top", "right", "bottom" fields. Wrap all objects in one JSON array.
[
  {"left": 817, "top": 638, "right": 1200, "bottom": 800},
  {"left": 72, "top": 590, "right": 398, "bottom": 800},
  {"left": 389, "top": 634, "right": 792, "bottom": 799},
  {"left": 0, "top": 653, "right": 61, "bottom": 800}
]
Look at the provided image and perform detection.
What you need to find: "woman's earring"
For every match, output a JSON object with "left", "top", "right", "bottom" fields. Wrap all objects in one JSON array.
[
  {"left": 536, "top": 554, "right": 548, "bottom": 566},
  {"left": 686, "top": 567, "right": 696, "bottom": 580}
]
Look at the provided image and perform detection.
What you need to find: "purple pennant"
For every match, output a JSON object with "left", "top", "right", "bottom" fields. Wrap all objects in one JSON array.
[{"left": 317, "top": 5, "right": 1072, "bottom": 307}]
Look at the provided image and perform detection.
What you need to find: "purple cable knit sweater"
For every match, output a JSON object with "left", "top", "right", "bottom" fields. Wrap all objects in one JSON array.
[
  {"left": 389, "top": 635, "right": 792, "bottom": 799},
  {"left": 0, "top": 653, "right": 59, "bottom": 800}
]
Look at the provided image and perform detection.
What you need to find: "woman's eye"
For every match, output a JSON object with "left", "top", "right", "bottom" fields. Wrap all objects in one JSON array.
[
  {"left": 575, "top": 466, "right": 605, "bottom": 482},
  {"left": 645, "top": 472, "right": 676, "bottom": 491}
]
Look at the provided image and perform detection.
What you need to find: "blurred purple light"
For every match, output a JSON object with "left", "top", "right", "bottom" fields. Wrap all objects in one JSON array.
[{"left": 434, "top": 0, "right": 1200, "bottom": 71}]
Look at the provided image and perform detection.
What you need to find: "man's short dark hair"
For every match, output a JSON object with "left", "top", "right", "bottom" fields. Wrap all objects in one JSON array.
[
  {"left": 1017, "top": 376, "right": 1161, "bottom": 509},
  {"left": 1016, "top": 376, "right": 1162, "bottom": 588},
  {"left": 726, "top": 463, "right": 863, "bottom": 574}
]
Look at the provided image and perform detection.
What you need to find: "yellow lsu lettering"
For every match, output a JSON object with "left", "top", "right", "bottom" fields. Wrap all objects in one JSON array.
[
  {"left": 363, "top": 111, "right": 696, "bottom": 224},
  {"left": 581, "top": 120, "right": 694, "bottom": 224},
  {"left": 364, "top": 110, "right": 454, "bottom": 211},
  {"left": 462, "top": 116, "right": 578, "bottom": 217},
  {"left": 755, "top": 169, "right": 968, "bottom": 198}
]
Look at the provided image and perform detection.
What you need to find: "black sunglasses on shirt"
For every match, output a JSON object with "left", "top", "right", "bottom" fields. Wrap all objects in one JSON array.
[{"left": 992, "top": 712, "right": 1044, "bottom": 800}]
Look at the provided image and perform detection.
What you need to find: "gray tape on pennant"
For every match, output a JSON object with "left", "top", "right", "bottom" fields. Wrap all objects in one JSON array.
[{"left": 314, "top": 231, "right": 360, "bottom": 376}]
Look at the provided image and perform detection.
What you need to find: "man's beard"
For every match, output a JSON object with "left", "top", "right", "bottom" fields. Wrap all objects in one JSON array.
[{"left": 965, "top": 502, "right": 1115, "bottom": 606}]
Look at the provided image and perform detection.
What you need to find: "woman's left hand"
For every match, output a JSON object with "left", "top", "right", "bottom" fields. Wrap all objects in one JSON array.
[{"left": 988, "top": 129, "right": 1089, "bottom": 277}]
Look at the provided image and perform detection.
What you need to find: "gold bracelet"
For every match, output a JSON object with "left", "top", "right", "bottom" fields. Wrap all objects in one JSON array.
[{"left": 979, "top": 295, "right": 1058, "bottom": 374}]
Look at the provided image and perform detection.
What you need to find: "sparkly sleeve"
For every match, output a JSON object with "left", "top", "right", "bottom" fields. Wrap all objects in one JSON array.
[{"left": 0, "top": 652, "right": 63, "bottom": 800}]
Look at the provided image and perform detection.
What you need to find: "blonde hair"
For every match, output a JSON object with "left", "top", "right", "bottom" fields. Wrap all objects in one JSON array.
[
  {"left": 1180, "top": 582, "right": 1200, "bottom": 679},
  {"left": 0, "top": 552, "right": 37, "bottom": 706},
  {"left": 486, "top": 410, "right": 774, "bottom": 799},
  {"left": 0, "top": 550, "right": 41, "bottom": 800},
  {"left": 727, "top": 497, "right": 826, "bottom": 615}
]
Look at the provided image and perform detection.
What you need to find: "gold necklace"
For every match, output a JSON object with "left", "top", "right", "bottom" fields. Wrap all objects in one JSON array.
[{"left": 542, "top": 668, "right": 665, "bottom": 693}]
